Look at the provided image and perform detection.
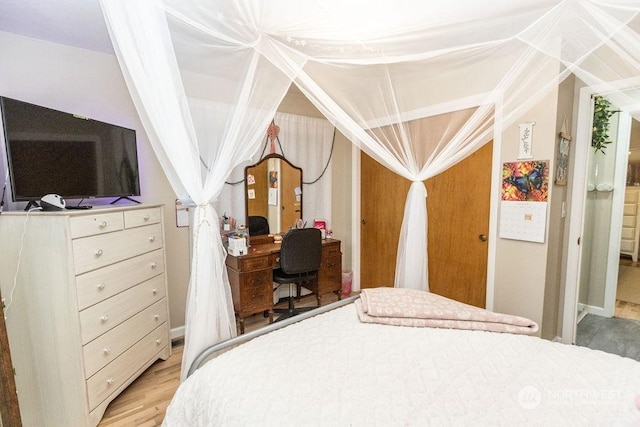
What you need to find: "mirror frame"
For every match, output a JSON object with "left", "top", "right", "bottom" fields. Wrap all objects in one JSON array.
[{"left": 244, "top": 153, "right": 303, "bottom": 239}]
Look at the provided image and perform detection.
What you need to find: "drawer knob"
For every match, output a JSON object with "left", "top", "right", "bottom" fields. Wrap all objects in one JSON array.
[
  {"left": 99, "top": 221, "right": 107, "bottom": 229},
  {"left": 97, "top": 282, "right": 106, "bottom": 290},
  {"left": 103, "top": 347, "right": 111, "bottom": 355},
  {"left": 144, "top": 215, "right": 150, "bottom": 221},
  {"left": 156, "top": 339, "right": 161, "bottom": 346},
  {"left": 149, "top": 236, "right": 156, "bottom": 243},
  {"left": 152, "top": 288, "right": 158, "bottom": 295},
  {"left": 100, "top": 315, "right": 109, "bottom": 323},
  {"left": 106, "top": 378, "right": 114, "bottom": 386},
  {"left": 95, "top": 249, "right": 104, "bottom": 257},
  {"left": 150, "top": 262, "right": 157, "bottom": 269},
  {"left": 154, "top": 314, "right": 160, "bottom": 321}
]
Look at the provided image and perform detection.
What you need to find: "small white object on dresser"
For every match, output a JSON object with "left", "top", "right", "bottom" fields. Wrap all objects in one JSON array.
[{"left": 0, "top": 204, "right": 172, "bottom": 427}]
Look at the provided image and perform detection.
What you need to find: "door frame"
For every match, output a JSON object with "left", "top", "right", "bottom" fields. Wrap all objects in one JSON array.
[{"left": 562, "top": 79, "right": 640, "bottom": 344}]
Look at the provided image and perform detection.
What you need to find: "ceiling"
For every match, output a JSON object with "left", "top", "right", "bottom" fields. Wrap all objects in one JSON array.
[{"left": 0, "top": 0, "right": 114, "bottom": 54}]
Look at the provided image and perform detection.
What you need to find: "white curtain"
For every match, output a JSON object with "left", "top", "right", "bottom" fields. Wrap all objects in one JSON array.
[
  {"left": 216, "top": 112, "right": 335, "bottom": 231},
  {"left": 101, "top": 0, "right": 640, "bottom": 380},
  {"left": 101, "top": 0, "right": 296, "bottom": 380}
]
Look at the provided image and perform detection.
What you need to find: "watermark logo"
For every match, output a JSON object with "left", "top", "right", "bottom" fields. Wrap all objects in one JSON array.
[
  {"left": 518, "top": 385, "right": 542, "bottom": 410},
  {"left": 518, "top": 386, "right": 625, "bottom": 409}
]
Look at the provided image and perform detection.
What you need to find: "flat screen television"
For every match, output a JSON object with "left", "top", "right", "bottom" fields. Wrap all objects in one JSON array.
[{"left": 1, "top": 97, "right": 140, "bottom": 207}]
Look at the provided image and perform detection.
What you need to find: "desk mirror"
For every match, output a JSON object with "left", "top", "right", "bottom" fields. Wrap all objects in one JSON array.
[{"left": 245, "top": 154, "right": 302, "bottom": 235}]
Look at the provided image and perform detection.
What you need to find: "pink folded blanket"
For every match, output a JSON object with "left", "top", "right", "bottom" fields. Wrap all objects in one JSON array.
[{"left": 355, "top": 287, "right": 539, "bottom": 335}]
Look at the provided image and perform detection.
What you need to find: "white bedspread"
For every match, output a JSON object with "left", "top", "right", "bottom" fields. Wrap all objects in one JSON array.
[{"left": 163, "top": 303, "right": 640, "bottom": 426}]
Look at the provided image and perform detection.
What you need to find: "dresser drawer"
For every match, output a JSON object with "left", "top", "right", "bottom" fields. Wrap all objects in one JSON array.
[
  {"left": 86, "top": 324, "right": 168, "bottom": 411},
  {"left": 83, "top": 299, "right": 167, "bottom": 377},
  {"left": 124, "top": 207, "right": 162, "bottom": 229},
  {"left": 623, "top": 216, "right": 637, "bottom": 228},
  {"left": 621, "top": 227, "right": 636, "bottom": 240},
  {"left": 621, "top": 239, "right": 635, "bottom": 252},
  {"left": 79, "top": 274, "right": 166, "bottom": 344},
  {"left": 70, "top": 212, "right": 125, "bottom": 239},
  {"left": 624, "top": 203, "right": 637, "bottom": 216},
  {"left": 72, "top": 223, "right": 163, "bottom": 274},
  {"left": 76, "top": 249, "right": 165, "bottom": 310}
]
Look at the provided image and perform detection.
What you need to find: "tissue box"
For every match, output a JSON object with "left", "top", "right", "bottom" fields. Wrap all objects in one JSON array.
[{"left": 228, "top": 236, "right": 247, "bottom": 256}]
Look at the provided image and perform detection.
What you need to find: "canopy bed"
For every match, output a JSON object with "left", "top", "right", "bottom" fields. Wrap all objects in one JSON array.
[
  {"left": 99, "top": 0, "right": 640, "bottom": 380},
  {"left": 163, "top": 290, "right": 640, "bottom": 425}
]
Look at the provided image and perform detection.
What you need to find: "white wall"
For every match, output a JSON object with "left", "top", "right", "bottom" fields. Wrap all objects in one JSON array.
[{"left": 0, "top": 31, "right": 192, "bottom": 332}]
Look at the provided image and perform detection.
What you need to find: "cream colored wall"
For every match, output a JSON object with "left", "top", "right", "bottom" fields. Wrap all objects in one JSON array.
[
  {"left": 542, "top": 74, "right": 574, "bottom": 340},
  {"left": 0, "top": 31, "right": 191, "bottom": 332},
  {"left": 493, "top": 86, "right": 561, "bottom": 333}
]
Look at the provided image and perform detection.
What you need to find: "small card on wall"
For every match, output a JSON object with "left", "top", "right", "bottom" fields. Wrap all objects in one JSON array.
[
  {"left": 247, "top": 189, "right": 255, "bottom": 200},
  {"left": 518, "top": 122, "right": 535, "bottom": 159},
  {"left": 268, "top": 188, "right": 278, "bottom": 206}
]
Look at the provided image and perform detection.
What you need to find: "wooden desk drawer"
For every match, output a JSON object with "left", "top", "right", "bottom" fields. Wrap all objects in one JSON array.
[
  {"left": 83, "top": 299, "right": 167, "bottom": 377},
  {"left": 124, "top": 207, "right": 162, "bottom": 229},
  {"left": 238, "top": 256, "right": 271, "bottom": 271},
  {"left": 322, "top": 243, "right": 341, "bottom": 257},
  {"left": 73, "top": 223, "right": 163, "bottom": 274},
  {"left": 239, "top": 269, "right": 272, "bottom": 313},
  {"left": 70, "top": 212, "right": 124, "bottom": 239},
  {"left": 79, "top": 274, "right": 166, "bottom": 344},
  {"left": 86, "top": 324, "right": 168, "bottom": 411},
  {"left": 76, "top": 249, "right": 165, "bottom": 310}
]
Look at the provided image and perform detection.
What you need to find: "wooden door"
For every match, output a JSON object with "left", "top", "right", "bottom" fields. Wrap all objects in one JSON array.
[{"left": 360, "top": 142, "right": 492, "bottom": 308}]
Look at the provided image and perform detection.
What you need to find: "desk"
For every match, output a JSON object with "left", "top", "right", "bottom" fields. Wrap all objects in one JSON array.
[{"left": 226, "top": 238, "right": 342, "bottom": 333}]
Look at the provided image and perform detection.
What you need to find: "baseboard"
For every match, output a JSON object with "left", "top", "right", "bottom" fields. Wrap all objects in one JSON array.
[
  {"left": 171, "top": 326, "right": 185, "bottom": 342},
  {"left": 578, "top": 303, "right": 608, "bottom": 319}
]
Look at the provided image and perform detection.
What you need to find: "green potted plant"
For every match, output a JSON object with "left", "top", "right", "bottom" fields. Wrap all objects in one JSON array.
[{"left": 592, "top": 96, "right": 616, "bottom": 154}]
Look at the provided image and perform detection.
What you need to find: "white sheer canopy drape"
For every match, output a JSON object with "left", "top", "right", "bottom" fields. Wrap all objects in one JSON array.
[{"left": 101, "top": 0, "right": 640, "bottom": 379}]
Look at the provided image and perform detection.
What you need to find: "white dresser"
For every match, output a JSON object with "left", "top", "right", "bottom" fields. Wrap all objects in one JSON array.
[
  {"left": 621, "top": 189, "right": 640, "bottom": 262},
  {"left": 0, "top": 204, "right": 171, "bottom": 426}
]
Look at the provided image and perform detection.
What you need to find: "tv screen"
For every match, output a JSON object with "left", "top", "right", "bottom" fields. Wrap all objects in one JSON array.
[{"left": 1, "top": 97, "right": 140, "bottom": 203}]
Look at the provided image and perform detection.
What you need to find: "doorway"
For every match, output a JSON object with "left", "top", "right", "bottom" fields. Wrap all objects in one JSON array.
[
  {"left": 614, "top": 119, "right": 640, "bottom": 321},
  {"left": 564, "top": 85, "right": 637, "bottom": 345},
  {"left": 360, "top": 142, "right": 492, "bottom": 307}
]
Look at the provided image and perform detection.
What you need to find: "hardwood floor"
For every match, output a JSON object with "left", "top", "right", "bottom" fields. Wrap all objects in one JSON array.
[
  {"left": 97, "top": 293, "right": 326, "bottom": 426},
  {"left": 616, "top": 257, "right": 640, "bottom": 321},
  {"left": 615, "top": 300, "right": 640, "bottom": 321},
  {"left": 98, "top": 344, "right": 182, "bottom": 426}
]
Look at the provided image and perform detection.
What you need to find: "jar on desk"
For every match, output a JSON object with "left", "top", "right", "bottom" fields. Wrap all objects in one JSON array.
[{"left": 236, "top": 224, "right": 250, "bottom": 247}]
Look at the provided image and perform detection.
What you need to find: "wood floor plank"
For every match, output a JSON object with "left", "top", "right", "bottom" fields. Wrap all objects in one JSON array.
[{"left": 97, "top": 293, "right": 330, "bottom": 426}]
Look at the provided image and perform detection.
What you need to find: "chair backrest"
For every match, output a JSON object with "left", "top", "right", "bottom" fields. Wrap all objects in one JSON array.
[
  {"left": 279, "top": 228, "right": 322, "bottom": 275},
  {"left": 248, "top": 215, "right": 270, "bottom": 236}
]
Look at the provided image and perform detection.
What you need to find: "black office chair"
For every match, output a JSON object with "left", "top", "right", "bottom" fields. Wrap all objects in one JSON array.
[
  {"left": 248, "top": 215, "right": 270, "bottom": 236},
  {"left": 273, "top": 227, "right": 322, "bottom": 321}
]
